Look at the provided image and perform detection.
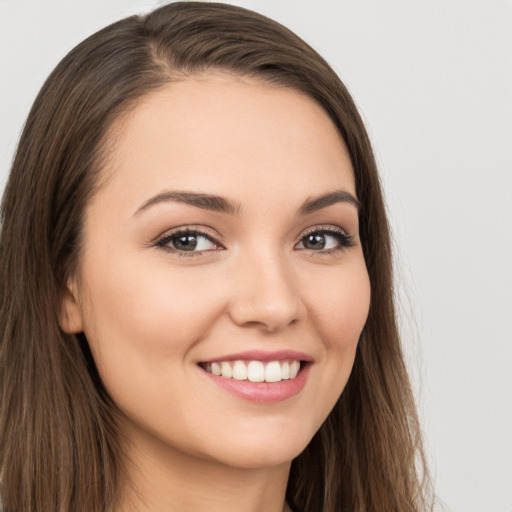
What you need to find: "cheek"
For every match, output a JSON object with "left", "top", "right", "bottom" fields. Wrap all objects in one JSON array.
[
  {"left": 79, "top": 256, "right": 228, "bottom": 386},
  {"left": 309, "top": 258, "right": 371, "bottom": 351},
  {"left": 308, "top": 256, "right": 370, "bottom": 399},
  {"left": 286, "top": 256, "right": 370, "bottom": 436}
]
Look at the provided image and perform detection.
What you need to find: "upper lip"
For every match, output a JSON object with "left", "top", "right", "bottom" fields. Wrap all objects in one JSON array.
[{"left": 199, "top": 350, "right": 314, "bottom": 364}]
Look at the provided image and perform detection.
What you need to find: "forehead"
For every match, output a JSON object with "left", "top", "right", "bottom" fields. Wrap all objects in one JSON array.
[{"left": 96, "top": 73, "right": 355, "bottom": 213}]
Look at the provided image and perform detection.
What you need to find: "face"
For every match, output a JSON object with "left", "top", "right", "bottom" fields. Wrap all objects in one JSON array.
[{"left": 62, "top": 74, "right": 371, "bottom": 470}]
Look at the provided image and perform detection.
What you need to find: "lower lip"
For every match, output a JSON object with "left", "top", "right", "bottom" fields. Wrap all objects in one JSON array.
[{"left": 200, "top": 364, "right": 311, "bottom": 403}]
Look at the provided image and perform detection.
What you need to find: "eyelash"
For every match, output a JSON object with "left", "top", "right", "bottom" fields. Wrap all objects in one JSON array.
[
  {"left": 154, "top": 225, "right": 354, "bottom": 258},
  {"left": 297, "top": 226, "right": 355, "bottom": 255},
  {"left": 155, "top": 226, "right": 222, "bottom": 258}
]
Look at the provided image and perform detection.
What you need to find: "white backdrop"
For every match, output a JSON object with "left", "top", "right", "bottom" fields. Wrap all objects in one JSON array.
[{"left": 1, "top": 1, "right": 511, "bottom": 511}]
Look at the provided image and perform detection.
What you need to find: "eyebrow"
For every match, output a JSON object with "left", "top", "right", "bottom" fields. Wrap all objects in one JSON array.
[
  {"left": 134, "top": 191, "right": 240, "bottom": 216},
  {"left": 297, "top": 190, "right": 360, "bottom": 214},
  {"left": 134, "top": 189, "right": 359, "bottom": 217}
]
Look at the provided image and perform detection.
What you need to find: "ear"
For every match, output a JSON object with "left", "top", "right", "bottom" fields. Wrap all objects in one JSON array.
[{"left": 59, "top": 279, "right": 84, "bottom": 334}]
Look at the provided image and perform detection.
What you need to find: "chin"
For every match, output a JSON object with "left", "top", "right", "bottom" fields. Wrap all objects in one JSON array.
[
  {"left": 206, "top": 446, "right": 301, "bottom": 470},
  {"left": 196, "top": 426, "right": 316, "bottom": 470}
]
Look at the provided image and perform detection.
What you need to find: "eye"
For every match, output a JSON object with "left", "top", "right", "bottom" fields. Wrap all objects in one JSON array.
[
  {"left": 155, "top": 228, "right": 222, "bottom": 255},
  {"left": 295, "top": 227, "right": 354, "bottom": 253}
]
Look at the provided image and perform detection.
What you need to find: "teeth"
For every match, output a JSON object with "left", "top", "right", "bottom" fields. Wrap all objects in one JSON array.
[
  {"left": 289, "top": 360, "right": 300, "bottom": 379},
  {"left": 247, "top": 361, "right": 265, "bottom": 382},
  {"left": 281, "top": 361, "right": 290, "bottom": 380},
  {"left": 221, "top": 361, "right": 233, "bottom": 378},
  {"left": 203, "top": 359, "right": 302, "bottom": 382},
  {"left": 232, "top": 361, "right": 247, "bottom": 380},
  {"left": 264, "top": 361, "right": 282, "bottom": 383}
]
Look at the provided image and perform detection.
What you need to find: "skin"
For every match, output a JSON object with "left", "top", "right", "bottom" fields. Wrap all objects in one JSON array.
[{"left": 61, "top": 74, "right": 371, "bottom": 512}]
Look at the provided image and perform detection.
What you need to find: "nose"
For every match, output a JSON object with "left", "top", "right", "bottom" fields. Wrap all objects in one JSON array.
[{"left": 227, "top": 249, "right": 305, "bottom": 333}]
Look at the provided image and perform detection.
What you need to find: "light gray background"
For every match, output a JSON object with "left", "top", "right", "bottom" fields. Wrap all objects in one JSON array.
[{"left": 1, "top": 1, "right": 511, "bottom": 511}]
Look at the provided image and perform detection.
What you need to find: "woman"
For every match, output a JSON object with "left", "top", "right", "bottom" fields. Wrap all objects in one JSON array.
[{"left": 0, "top": 2, "right": 433, "bottom": 511}]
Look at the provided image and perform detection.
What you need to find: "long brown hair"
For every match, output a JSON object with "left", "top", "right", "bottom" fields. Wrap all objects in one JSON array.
[{"left": 0, "top": 2, "right": 432, "bottom": 511}]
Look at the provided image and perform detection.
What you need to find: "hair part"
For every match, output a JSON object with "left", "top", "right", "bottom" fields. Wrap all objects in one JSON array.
[{"left": 0, "top": 2, "right": 433, "bottom": 511}]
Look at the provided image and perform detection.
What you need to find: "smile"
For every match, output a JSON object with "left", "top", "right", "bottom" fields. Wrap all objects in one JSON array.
[
  {"left": 198, "top": 350, "right": 312, "bottom": 403},
  {"left": 202, "top": 359, "right": 301, "bottom": 383}
]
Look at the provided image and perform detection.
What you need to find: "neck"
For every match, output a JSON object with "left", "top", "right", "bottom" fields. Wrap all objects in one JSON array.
[{"left": 117, "top": 424, "right": 292, "bottom": 512}]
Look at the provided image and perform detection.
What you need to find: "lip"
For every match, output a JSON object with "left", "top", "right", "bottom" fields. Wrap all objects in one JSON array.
[
  {"left": 199, "top": 349, "right": 314, "bottom": 364},
  {"left": 197, "top": 350, "right": 313, "bottom": 403}
]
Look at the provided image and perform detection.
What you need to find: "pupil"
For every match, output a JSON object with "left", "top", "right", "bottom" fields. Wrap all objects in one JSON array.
[
  {"left": 305, "top": 234, "right": 325, "bottom": 249},
  {"left": 175, "top": 234, "right": 197, "bottom": 251}
]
